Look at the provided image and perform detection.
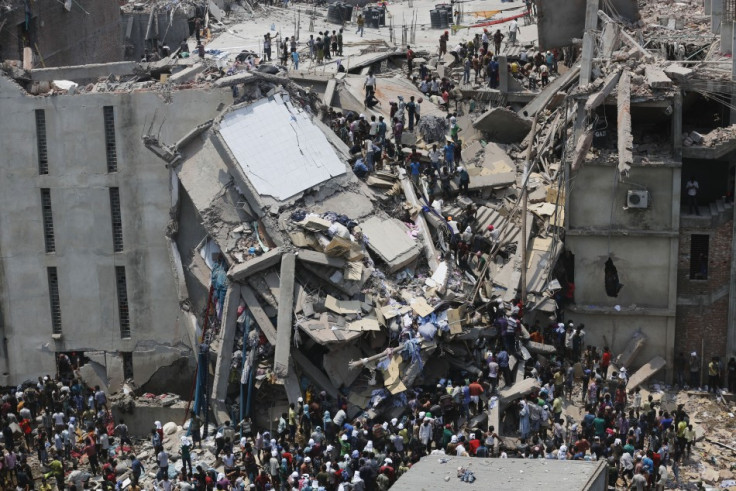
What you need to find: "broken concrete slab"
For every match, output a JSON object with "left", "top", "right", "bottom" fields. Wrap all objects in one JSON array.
[
  {"left": 323, "top": 344, "right": 363, "bottom": 388},
  {"left": 361, "top": 216, "right": 422, "bottom": 272},
  {"left": 473, "top": 107, "right": 532, "bottom": 143},
  {"left": 241, "top": 284, "right": 277, "bottom": 344},
  {"left": 274, "top": 254, "right": 296, "bottom": 378},
  {"left": 626, "top": 356, "right": 666, "bottom": 391},
  {"left": 312, "top": 191, "right": 374, "bottom": 220},
  {"left": 296, "top": 249, "right": 347, "bottom": 269},
  {"left": 614, "top": 331, "right": 647, "bottom": 368},
  {"left": 498, "top": 377, "right": 541, "bottom": 402},
  {"left": 212, "top": 283, "right": 242, "bottom": 415},
  {"left": 228, "top": 248, "right": 283, "bottom": 281},
  {"left": 213, "top": 71, "right": 255, "bottom": 87},
  {"left": 644, "top": 66, "right": 673, "bottom": 89},
  {"left": 663, "top": 64, "right": 693, "bottom": 82},
  {"left": 527, "top": 341, "right": 557, "bottom": 355},
  {"left": 466, "top": 172, "right": 516, "bottom": 191},
  {"left": 292, "top": 350, "right": 339, "bottom": 400}
]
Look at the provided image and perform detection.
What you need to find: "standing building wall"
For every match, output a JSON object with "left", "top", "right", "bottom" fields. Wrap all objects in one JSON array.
[
  {"left": 0, "top": 0, "right": 122, "bottom": 67},
  {"left": 0, "top": 74, "right": 231, "bottom": 387}
]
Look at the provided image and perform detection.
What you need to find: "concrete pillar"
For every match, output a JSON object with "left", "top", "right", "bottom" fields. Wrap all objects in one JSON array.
[
  {"left": 672, "top": 91, "right": 682, "bottom": 161},
  {"left": 722, "top": 20, "right": 733, "bottom": 53},
  {"left": 728, "top": 202, "right": 736, "bottom": 360},
  {"left": 705, "top": 0, "right": 712, "bottom": 14},
  {"left": 713, "top": 0, "right": 723, "bottom": 34},
  {"left": 579, "top": 0, "right": 600, "bottom": 85},
  {"left": 498, "top": 55, "right": 509, "bottom": 93}
]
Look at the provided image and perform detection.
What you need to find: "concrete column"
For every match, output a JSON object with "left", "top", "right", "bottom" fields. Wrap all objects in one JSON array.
[
  {"left": 713, "top": 0, "right": 723, "bottom": 34},
  {"left": 728, "top": 201, "right": 736, "bottom": 360},
  {"left": 705, "top": 0, "right": 712, "bottom": 15},
  {"left": 722, "top": 20, "right": 733, "bottom": 53},
  {"left": 673, "top": 91, "right": 683, "bottom": 161},
  {"left": 498, "top": 55, "right": 509, "bottom": 93},
  {"left": 579, "top": 0, "right": 600, "bottom": 85}
]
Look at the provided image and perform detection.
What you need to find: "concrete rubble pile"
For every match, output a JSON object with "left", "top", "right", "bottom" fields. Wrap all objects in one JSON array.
[{"left": 129, "top": 0, "right": 733, "bottom": 452}]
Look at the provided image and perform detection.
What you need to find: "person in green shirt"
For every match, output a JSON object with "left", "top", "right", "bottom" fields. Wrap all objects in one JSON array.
[
  {"left": 44, "top": 455, "right": 64, "bottom": 490},
  {"left": 593, "top": 413, "right": 607, "bottom": 438}
]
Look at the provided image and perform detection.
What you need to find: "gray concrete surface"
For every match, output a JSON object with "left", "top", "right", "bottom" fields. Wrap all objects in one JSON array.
[{"left": 0, "top": 80, "right": 232, "bottom": 386}]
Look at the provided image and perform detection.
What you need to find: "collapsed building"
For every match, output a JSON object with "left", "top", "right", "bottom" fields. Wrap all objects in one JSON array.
[{"left": 0, "top": 0, "right": 736, "bottom": 470}]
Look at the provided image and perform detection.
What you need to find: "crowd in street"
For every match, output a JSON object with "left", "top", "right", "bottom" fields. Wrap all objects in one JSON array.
[{"left": 0, "top": 311, "right": 721, "bottom": 491}]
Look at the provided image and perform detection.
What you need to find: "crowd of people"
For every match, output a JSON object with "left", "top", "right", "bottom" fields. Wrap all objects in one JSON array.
[{"left": 0, "top": 307, "right": 713, "bottom": 491}]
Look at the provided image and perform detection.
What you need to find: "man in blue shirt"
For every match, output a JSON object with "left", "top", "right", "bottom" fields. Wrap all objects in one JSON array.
[
  {"left": 443, "top": 140, "right": 455, "bottom": 172},
  {"left": 409, "top": 160, "right": 421, "bottom": 186},
  {"left": 496, "top": 349, "right": 510, "bottom": 386}
]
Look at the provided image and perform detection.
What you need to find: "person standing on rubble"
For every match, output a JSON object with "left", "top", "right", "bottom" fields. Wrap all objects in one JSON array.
[
  {"left": 493, "top": 29, "right": 504, "bottom": 55},
  {"left": 443, "top": 139, "right": 455, "bottom": 172},
  {"left": 356, "top": 14, "right": 365, "bottom": 37},
  {"left": 406, "top": 96, "right": 417, "bottom": 132},
  {"left": 406, "top": 45, "right": 415, "bottom": 78},
  {"left": 487, "top": 56, "right": 499, "bottom": 89},
  {"left": 688, "top": 352, "right": 700, "bottom": 388},
  {"left": 439, "top": 31, "right": 448, "bottom": 57},
  {"left": 337, "top": 28, "right": 344, "bottom": 55},
  {"left": 263, "top": 34, "right": 272, "bottom": 61}
]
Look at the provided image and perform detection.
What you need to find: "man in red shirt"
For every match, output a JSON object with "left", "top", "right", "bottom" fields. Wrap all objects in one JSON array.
[
  {"left": 379, "top": 458, "right": 396, "bottom": 483},
  {"left": 601, "top": 347, "right": 612, "bottom": 376},
  {"left": 467, "top": 433, "right": 481, "bottom": 455},
  {"left": 468, "top": 380, "right": 485, "bottom": 414}
]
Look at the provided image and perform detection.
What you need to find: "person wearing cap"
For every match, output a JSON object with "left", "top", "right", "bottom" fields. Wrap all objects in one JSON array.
[
  {"left": 457, "top": 165, "right": 470, "bottom": 193},
  {"left": 688, "top": 351, "right": 700, "bottom": 388},
  {"left": 379, "top": 458, "right": 396, "bottom": 483}
]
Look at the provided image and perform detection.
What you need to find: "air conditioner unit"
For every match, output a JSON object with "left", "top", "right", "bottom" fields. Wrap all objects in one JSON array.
[{"left": 627, "top": 190, "right": 649, "bottom": 209}]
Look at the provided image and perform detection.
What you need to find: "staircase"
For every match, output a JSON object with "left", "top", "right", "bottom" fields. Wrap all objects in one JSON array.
[{"left": 681, "top": 197, "right": 734, "bottom": 228}]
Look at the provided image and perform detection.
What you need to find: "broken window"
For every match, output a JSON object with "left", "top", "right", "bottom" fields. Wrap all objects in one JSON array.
[
  {"left": 604, "top": 257, "right": 623, "bottom": 297},
  {"left": 109, "top": 187, "right": 123, "bottom": 252},
  {"left": 103, "top": 106, "right": 118, "bottom": 173},
  {"left": 47, "top": 267, "right": 62, "bottom": 335},
  {"left": 40, "top": 188, "right": 55, "bottom": 253},
  {"left": 35, "top": 109, "right": 48, "bottom": 175},
  {"left": 122, "top": 352, "right": 134, "bottom": 379},
  {"left": 689, "top": 234, "right": 709, "bottom": 280},
  {"left": 115, "top": 266, "right": 131, "bottom": 338}
]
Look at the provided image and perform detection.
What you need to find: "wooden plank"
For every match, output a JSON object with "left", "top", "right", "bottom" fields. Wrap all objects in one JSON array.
[{"left": 241, "top": 284, "right": 277, "bottom": 345}]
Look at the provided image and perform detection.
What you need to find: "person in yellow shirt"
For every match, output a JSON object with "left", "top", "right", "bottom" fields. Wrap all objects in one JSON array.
[
  {"left": 684, "top": 424, "right": 696, "bottom": 457},
  {"left": 708, "top": 357, "right": 721, "bottom": 393}
]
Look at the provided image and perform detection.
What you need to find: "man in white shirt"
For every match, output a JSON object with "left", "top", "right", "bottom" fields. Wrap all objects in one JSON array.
[
  {"left": 509, "top": 19, "right": 520, "bottom": 44},
  {"left": 686, "top": 176, "right": 699, "bottom": 215},
  {"left": 364, "top": 71, "right": 376, "bottom": 97}
]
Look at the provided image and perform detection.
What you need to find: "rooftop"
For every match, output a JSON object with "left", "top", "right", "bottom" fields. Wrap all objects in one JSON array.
[{"left": 393, "top": 456, "right": 608, "bottom": 491}]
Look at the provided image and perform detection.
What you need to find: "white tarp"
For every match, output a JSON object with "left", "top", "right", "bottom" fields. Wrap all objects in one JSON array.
[{"left": 219, "top": 95, "right": 346, "bottom": 201}]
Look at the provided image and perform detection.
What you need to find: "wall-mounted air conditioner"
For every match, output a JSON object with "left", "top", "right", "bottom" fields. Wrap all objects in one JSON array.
[{"left": 626, "top": 190, "right": 649, "bottom": 209}]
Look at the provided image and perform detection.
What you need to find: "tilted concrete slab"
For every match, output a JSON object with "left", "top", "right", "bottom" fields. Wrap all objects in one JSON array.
[
  {"left": 498, "top": 377, "right": 541, "bottom": 403},
  {"left": 626, "top": 356, "right": 666, "bottom": 391},
  {"left": 241, "top": 284, "right": 277, "bottom": 344},
  {"left": 30, "top": 61, "right": 139, "bottom": 82},
  {"left": 473, "top": 107, "right": 532, "bottom": 143},
  {"left": 212, "top": 284, "right": 242, "bottom": 411},
  {"left": 466, "top": 172, "right": 516, "bottom": 190},
  {"left": 274, "top": 254, "right": 296, "bottom": 378},
  {"left": 361, "top": 216, "right": 422, "bottom": 272},
  {"left": 296, "top": 249, "right": 347, "bottom": 268},
  {"left": 227, "top": 248, "right": 283, "bottom": 281}
]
